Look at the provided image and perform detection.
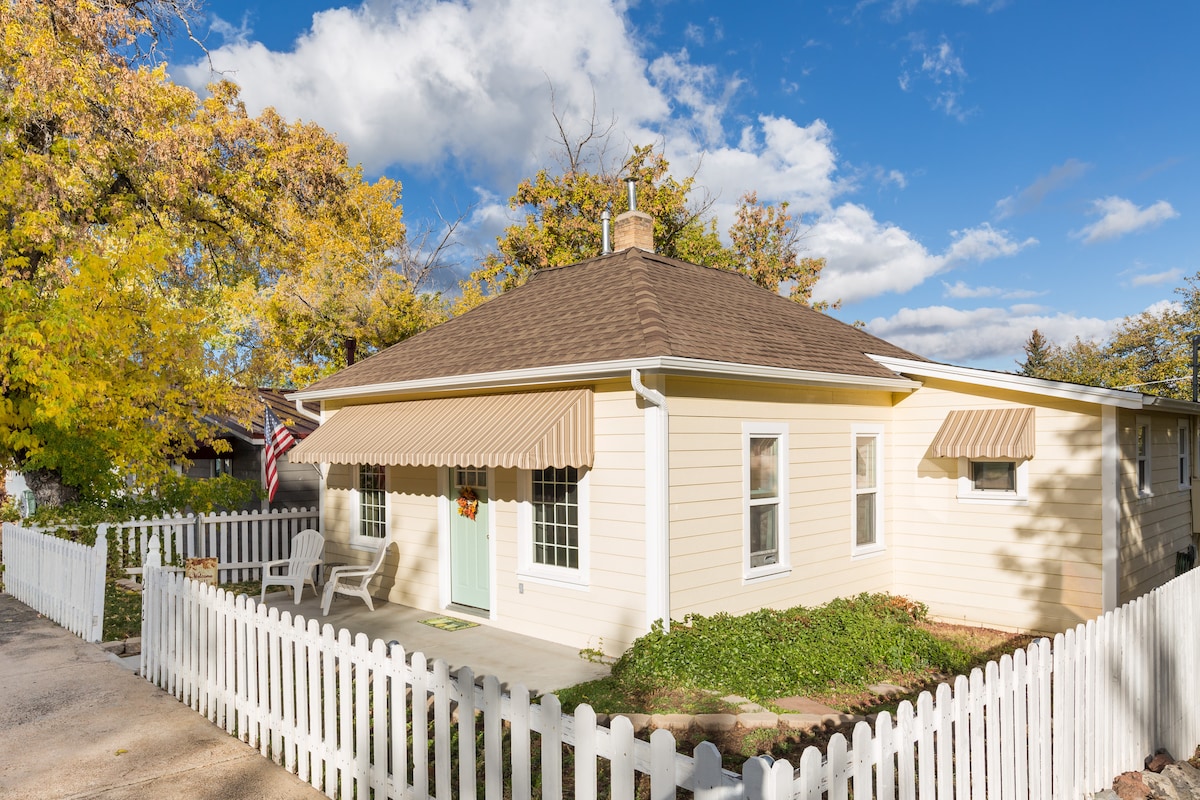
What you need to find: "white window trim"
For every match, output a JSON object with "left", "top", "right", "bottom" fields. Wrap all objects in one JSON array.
[
  {"left": 851, "top": 425, "right": 885, "bottom": 559},
  {"left": 1178, "top": 419, "right": 1191, "bottom": 490},
  {"left": 352, "top": 463, "right": 389, "bottom": 549},
  {"left": 956, "top": 458, "right": 1029, "bottom": 505},
  {"left": 1136, "top": 415, "right": 1152, "bottom": 498},
  {"left": 742, "top": 422, "right": 791, "bottom": 583},
  {"left": 517, "top": 467, "right": 590, "bottom": 590}
]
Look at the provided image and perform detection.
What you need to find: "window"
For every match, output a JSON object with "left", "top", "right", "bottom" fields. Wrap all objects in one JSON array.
[
  {"left": 972, "top": 461, "right": 1015, "bottom": 491},
  {"left": 518, "top": 466, "right": 589, "bottom": 586},
  {"left": 852, "top": 427, "right": 884, "bottom": 556},
  {"left": 1178, "top": 420, "right": 1190, "bottom": 489},
  {"left": 1136, "top": 417, "right": 1151, "bottom": 496},
  {"left": 358, "top": 464, "right": 387, "bottom": 539},
  {"left": 957, "top": 458, "right": 1028, "bottom": 504},
  {"left": 743, "top": 423, "right": 789, "bottom": 579},
  {"left": 533, "top": 467, "right": 579, "bottom": 569}
]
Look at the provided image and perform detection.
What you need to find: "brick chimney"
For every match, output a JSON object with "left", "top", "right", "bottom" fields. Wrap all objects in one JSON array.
[{"left": 613, "top": 177, "right": 654, "bottom": 252}]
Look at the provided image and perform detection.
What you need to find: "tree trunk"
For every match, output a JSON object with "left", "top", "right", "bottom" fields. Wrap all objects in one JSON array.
[{"left": 23, "top": 469, "right": 80, "bottom": 510}]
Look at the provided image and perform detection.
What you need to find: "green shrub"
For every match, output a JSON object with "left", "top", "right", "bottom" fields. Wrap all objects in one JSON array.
[{"left": 610, "top": 593, "right": 970, "bottom": 702}]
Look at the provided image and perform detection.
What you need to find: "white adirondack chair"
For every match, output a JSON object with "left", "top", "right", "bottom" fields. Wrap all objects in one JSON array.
[
  {"left": 321, "top": 541, "right": 393, "bottom": 615},
  {"left": 260, "top": 529, "right": 325, "bottom": 604}
]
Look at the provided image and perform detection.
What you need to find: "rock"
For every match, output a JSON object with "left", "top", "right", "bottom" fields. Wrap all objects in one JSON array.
[
  {"left": 1112, "top": 771, "right": 1152, "bottom": 800},
  {"left": 693, "top": 714, "right": 738, "bottom": 733},
  {"left": 122, "top": 637, "right": 141, "bottom": 656},
  {"left": 737, "top": 712, "right": 779, "bottom": 730},
  {"left": 1145, "top": 748, "right": 1175, "bottom": 773},
  {"left": 623, "top": 713, "right": 651, "bottom": 734},
  {"left": 649, "top": 714, "right": 692, "bottom": 733},
  {"left": 1144, "top": 762, "right": 1200, "bottom": 800}
]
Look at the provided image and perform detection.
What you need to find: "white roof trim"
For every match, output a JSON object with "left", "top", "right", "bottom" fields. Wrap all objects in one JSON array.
[
  {"left": 288, "top": 356, "right": 922, "bottom": 402},
  {"left": 869, "top": 355, "right": 1147, "bottom": 409}
]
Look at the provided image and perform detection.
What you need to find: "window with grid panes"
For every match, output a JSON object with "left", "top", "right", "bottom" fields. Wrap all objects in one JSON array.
[
  {"left": 358, "top": 464, "right": 386, "bottom": 539},
  {"left": 532, "top": 466, "right": 579, "bottom": 569}
]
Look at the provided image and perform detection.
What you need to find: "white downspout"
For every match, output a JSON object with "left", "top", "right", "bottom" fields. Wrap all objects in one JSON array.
[
  {"left": 632, "top": 369, "right": 670, "bottom": 633},
  {"left": 1102, "top": 405, "right": 1119, "bottom": 611}
]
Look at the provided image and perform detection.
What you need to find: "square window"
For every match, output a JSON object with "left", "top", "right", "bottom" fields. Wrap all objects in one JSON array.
[{"left": 971, "top": 461, "right": 1015, "bottom": 492}]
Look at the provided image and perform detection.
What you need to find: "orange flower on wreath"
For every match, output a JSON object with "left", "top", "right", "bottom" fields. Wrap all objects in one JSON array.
[{"left": 457, "top": 486, "right": 479, "bottom": 520}]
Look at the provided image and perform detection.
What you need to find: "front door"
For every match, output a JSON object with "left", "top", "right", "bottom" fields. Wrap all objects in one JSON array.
[{"left": 450, "top": 467, "right": 490, "bottom": 610}]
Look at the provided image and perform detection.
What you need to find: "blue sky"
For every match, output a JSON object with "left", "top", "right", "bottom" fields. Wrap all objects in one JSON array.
[{"left": 168, "top": 1, "right": 1199, "bottom": 371}]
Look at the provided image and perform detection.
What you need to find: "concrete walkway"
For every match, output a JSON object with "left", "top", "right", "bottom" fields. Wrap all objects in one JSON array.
[{"left": 0, "top": 593, "right": 327, "bottom": 800}]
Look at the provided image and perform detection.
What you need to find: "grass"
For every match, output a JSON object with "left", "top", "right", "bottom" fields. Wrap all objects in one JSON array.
[{"left": 102, "top": 576, "right": 263, "bottom": 641}]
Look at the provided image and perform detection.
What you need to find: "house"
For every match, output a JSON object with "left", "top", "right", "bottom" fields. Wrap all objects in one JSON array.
[
  {"left": 288, "top": 206, "right": 1200, "bottom": 655},
  {"left": 182, "top": 389, "right": 322, "bottom": 511}
]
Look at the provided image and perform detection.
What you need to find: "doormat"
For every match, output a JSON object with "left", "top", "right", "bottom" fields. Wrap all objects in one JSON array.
[{"left": 420, "top": 616, "right": 479, "bottom": 632}]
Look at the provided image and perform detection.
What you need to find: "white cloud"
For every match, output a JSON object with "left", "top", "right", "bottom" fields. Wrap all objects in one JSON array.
[
  {"left": 942, "top": 281, "right": 1002, "bottom": 298},
  {"left": 177, "top": 0, "right": 669, "bottom": 177},
  {"left": 864, "top": 305, "right": 1117, "bottom": 365},
  {"left": 1130, "top": 268, "right": 1183, "bottom": 288},
  {"left": 899, "top": 36, "right": 971, "bottom": 121},
  {"left": 808, "top": 211, "right": 1033, "bottom": 305},
  {"left": 1073, "top": 196, "right": 1179, "bottom": 244},
  {"left": 942, "top": 281, "right": 1044, "bottom": 300},
  {"left": 994, "top": 158, "right": 1091, "bottom": 219},
  {"left": 944, "top": 223, "right": 1036, "bottom": 262}
]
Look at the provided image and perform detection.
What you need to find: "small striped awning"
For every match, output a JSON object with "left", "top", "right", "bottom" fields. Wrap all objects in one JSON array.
[
  {"left": 930, "top": 407, "right": 1036, "bottom": 460},
  {"left": 289, "top": 388, "right": 593, "bottom": 470}
]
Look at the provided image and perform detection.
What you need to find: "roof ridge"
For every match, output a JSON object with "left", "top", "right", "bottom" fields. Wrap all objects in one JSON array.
[{"left": 628, "top": 253, "right": 672, "bottom": 356}]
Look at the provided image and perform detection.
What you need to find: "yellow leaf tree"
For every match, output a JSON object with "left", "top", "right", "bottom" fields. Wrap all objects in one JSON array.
[
  {"left": 459, "top": 139, "right": 828, "bottom": 312},
  {"left": 0, "top": 0, "right": 440, "bottom": 503}
]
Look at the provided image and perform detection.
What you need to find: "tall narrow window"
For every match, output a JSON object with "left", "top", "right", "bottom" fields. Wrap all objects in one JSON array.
[
  {"left": 853, "top": 429, "right": 883, "bottom": 554},
  {"left": 744, "top": 423, "right": 789, "bottom": 578},
  {"left": 1179, "top": 420, "right": 1190, "bottom": 488},
  {"left": 1136, "top": 417, "right": 1151, "bottom": 496},
  {"left": 532, "top": 466, "right": 579, "bottom": 569},
  {"left": 359, "top": 464, "right": 387, "bottom": 539}
]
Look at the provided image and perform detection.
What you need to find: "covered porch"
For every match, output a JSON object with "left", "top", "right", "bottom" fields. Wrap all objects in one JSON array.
[{"left": 258, "top": 588, "right": 610, "bottom": 697}]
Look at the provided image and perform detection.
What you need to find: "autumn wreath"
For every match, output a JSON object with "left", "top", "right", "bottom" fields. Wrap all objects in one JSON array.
[{"left": 456, "top": 486, "right": 479, "bottom": 520}]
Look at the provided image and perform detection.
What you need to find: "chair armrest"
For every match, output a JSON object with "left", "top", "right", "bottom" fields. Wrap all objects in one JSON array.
[
  {"left": 261, "top": 558, "right": 289, "bottom": 573},
  {"left": 327, "top": 565, "right": 373, "bottom": 582}
]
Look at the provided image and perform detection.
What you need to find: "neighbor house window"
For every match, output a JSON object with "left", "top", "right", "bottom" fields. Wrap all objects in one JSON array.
[
  {"left": 852, "top": 427, "right": 884, "bottom": 556},
  {"left": 744, "top": 423, "right": 789, "bottom": 579},
  {"left": 1136, "top": 417, "right": 1151, "bottom": 496},
  {"left": 518, "top": 467, "right": 589, "bottom": 586},
  {"left": 1178, "top": 420, "right": 1190, "bottom": 489},
  {"left": 358, "top": 464, "right": 387, "bottom": 539},
  {"left": 957, "top": 458, "right": 1028, "bottom": 504}
]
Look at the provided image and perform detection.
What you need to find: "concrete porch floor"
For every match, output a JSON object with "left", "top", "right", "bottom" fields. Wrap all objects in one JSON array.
[{"left": 257, "top": 588, "right": 611, "bottom": 697}]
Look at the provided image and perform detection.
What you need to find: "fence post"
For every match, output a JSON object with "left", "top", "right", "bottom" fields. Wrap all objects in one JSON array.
[{"left": 88, "top": 525, "right": 108, "bottom": 643}]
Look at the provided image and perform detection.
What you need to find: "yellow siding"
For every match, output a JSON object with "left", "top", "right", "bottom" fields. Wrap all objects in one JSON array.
[
  {"left": 666, "top": 377, "right": 894, "bottom": 618},
  {"left": 488, "top": 381, "right": 648, "bottom": 654},
  {"left": 889, "top": 380, "right": 1104, "bottom": 634},
  {"left": 1117, "top": 409, "right": 1197, "bottom": 603}
]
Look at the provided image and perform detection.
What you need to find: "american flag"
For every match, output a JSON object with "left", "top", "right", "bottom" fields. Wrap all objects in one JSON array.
[{"left": 263, "top": 406, "right": 296, "bottom": 503}]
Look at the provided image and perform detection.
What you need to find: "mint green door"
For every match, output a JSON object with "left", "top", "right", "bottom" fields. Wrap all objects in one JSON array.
[{"left": 450, "top": 467, "right": 490, "bottom": 610}]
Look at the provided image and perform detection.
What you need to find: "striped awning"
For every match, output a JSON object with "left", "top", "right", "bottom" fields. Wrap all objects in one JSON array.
[
  {"left": 930, "top": 407, "right": 1036, "bottom": 460},
  {"left": 289, "top": 388, "right": 593, "bottom": 470}
]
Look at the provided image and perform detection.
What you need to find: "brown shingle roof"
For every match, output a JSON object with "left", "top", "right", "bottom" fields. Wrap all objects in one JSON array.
[{"left": 300, "top": 249, "right": 927, "bottom": 393}]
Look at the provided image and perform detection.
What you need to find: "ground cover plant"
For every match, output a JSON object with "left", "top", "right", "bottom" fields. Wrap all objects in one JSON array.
[{"left": 553, "top": 593, "right": 1036, "bottom": 767}]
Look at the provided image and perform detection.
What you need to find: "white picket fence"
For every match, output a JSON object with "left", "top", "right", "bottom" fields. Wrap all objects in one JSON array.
[
  {"left": 140, "top": 531, "right": 1200, "bottom": 800},
  {"left": 115, "top": 507, "right": 319, "bottom": 582},
  {"left": 1, "top": 507, "right": 318, "bottom": 644},
  {"left": 1, "top": 523, "right": 108, "bottom": 642}
]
